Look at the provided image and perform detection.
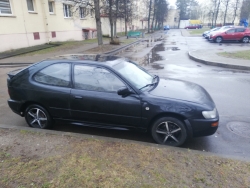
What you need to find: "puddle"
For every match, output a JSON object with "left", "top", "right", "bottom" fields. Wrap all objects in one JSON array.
[
  {"left": 152, "top": 64, "right": 164, "bottom": 69},
  {"left": 166, "top": 47, "right": 180, "bottom": 51}
]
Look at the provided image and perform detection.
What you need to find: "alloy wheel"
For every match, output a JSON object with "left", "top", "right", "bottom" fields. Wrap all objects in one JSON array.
[
  {"left": 155, "top": 121, "right": 182, "bottom": 144},
  {"left": 26, "top": 108, "right": 48, "bottom": 128},
  {"left": 242, "top": 37, "right": 249, "bottom": 43},
  {"left": 215, "top": 37, "right": 222, "bottom": 43}
]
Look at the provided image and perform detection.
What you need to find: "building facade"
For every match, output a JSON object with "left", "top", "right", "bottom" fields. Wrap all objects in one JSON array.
[{"left": 0, "top": 0, "right": 148, "bottom": 52}]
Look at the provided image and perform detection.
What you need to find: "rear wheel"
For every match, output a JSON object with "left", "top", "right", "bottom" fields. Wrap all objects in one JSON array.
[
  {"left": 151, "top": 117, "right": 187, "bottom": 147},
  {"left": 215, "top": 37, "right": 223, "bottom": 43},
  {"left": 25, "top": 104, "right": 52, "bottom": 129},
  {"left": 242, "top": 37, "right": 249, "bottom": 43}
]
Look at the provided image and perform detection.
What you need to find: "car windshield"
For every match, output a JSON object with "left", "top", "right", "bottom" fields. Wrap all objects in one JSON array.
[{"left": 112, "top": 59, "right": 153, "bottom": 89}]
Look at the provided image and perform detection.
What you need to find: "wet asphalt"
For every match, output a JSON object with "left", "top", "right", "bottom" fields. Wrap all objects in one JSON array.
[
  {"left": 147, "top": 30, "right": 250, "bottom": 160},
  {"left": 1, "top": 29, "right": 250, "bottom": 160}
]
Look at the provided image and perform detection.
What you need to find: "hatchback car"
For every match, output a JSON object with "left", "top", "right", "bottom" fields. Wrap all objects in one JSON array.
[
  {"left": 7, "top": 55, "right": 219, "bottom": 147},
  {"left": 209, "top": 27, "right": 250, "bottom": 43}
]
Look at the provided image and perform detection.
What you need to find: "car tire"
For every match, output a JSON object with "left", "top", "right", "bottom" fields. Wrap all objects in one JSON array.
[
  {"left": 215, "top": 37, "right": 223, "bottom": 43},
  {"left": 151, "top": 117, "right": 187, "bottom": 147},
  {"left": 242, "top": 37, "right": 249, "bottom": 43},
  {"left": 25, "top": 104, "right": 52, "bottom": 129}
]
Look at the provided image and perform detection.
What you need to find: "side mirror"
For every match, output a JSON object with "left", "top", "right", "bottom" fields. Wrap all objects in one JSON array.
[{"left": 117, "top": 87, "right": 133, "bottom": 96}]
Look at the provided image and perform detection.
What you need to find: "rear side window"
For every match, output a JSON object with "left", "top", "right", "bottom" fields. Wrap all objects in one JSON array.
[
  {"left": 236, "top": 28, "right": 245, "bottom": 32},
  {"left": 34, "top": 63, "right": 71, "bottom": 87}
]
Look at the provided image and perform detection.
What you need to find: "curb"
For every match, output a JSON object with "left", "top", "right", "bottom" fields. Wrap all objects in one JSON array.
[
  {"left": 188, "top": 51, "right": 250, "bottom": 71},
  {"left": 0, "top": 123, "right": 249, "bottom": 162}
]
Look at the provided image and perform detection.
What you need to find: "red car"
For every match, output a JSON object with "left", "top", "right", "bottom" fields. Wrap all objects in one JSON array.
[
  {"left": 185, "top": 25, "right": 202, "bottom": 29},
  {"left": 209, "top": 27, "right": 250, "bottom": 43}
]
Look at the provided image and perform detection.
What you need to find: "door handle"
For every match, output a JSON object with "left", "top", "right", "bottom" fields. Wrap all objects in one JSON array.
[{"left": 74, "top": 96, "right": 82, "bottom": 99}]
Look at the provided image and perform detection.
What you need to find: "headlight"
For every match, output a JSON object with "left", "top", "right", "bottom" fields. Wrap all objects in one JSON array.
[{"left": 202, "top": 108, "right": 217, "bottom": 119}]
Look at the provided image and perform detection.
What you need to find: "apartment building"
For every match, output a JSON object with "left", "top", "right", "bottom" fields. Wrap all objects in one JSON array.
[{"left": 0, "top": 0, "right": 148, "bottom": 52}]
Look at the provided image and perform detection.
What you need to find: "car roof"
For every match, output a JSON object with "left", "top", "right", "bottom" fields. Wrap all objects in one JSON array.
[{"left": 42, "top": 54, "right": 128, "bottom": 68}]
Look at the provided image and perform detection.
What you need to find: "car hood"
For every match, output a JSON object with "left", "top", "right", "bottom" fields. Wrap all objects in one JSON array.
[{"left": 149, "top": 78, "right": 215, "bottom": 108}]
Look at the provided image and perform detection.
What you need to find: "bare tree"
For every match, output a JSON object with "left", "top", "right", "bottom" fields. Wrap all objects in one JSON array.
[
  {"left": 240, "top": 0, "right": 250, "bottom": 20},
  {"left": 214, "top": 0, "right": 222, "bottom": 26},
  {"left": 222, "top": 0, "right": 231, "bottom": 25},
  {"left": 94, "top": 0, "right": 103, "bottom": 45},
  {"left": 148, "top": 0, "right": 153, "bottom": 33},
  {"left": 231, "top": 0, "right": 241, "bottom": 24},
  {"left": 62, "top": 0, "right": 103, "bottom": 45}
]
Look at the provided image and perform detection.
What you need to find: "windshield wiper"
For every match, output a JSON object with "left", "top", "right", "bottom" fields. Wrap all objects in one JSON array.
[
  {"left": 139, "top": 83, "right": 156, "bottom": 90},
  {"left": 139, "top": 75, "right": 159, "bottom": 90},
  {"left": 152, "top": 75, "right": 159, "bottom": 83}
]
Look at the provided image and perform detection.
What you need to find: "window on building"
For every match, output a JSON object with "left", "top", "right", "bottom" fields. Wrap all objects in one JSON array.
[
  {"left": 63, "top": 4, "right": 71, "bottom": 18},
  {"left": 79, "top": 7, "right": 85, "bottom": 19},
  {"left": 27, "top": 0, "right": 34, "bottom": 12},
  {"left": 0, "top": 0, "right": 12, "bottom": 15},
  {"left": 48, "top": 1, "right": 54, "bottom": 13}
]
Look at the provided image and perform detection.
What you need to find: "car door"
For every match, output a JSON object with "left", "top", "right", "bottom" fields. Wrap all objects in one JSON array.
[
  {"left": 31, "top": 63, "right": 72, "bottom": 119},
  {"left": 234, "top": 28, "right": 246, "bottom": 40},
  {"left": 70, "top": 64, "right": 142, "bottom": 128},
  {"left": 223, "top": 29, "right": 236, "bottom": 40}
]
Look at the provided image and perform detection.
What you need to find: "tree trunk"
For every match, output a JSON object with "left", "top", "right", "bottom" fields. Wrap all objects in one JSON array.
[
  {"left": 148, "top": 0, "right": 152, "bottom": 33},
  {"left": 151, "top": 3, "right": 156, "bottom": 31},
  {"left": 223, "top": 0, "right": 230, "bottom": 25},
  {"left": 214, "top": 0, "right": 221, "bottom": 27},
  {"left": 124, "top": 0, "right": 128, "bottom": 36},
  {"left": 109, "top": 0, "right": 114, "bottom": 42},
  {"left": 94, "top": 0, "right": 103, "bottom": 45},
  {"left": 232, "top": 0, "right": 240, "bottom": 24}
]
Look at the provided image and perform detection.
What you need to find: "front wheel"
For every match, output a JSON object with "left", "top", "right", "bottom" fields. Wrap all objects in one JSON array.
[
  {"left": 25, "top": 104, "right": 52, "bottom": 129},
  {"left": 242, "top": 37, "right": 249, "bottom": 43},
  {"left": 151, "top": 117, "right": 187, "bottom": 147},
  {"left": 215, "top": 37, "right": 223, "bottom": 43}
]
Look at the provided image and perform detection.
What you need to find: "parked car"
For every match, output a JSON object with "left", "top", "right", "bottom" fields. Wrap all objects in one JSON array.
[
  {"left": 202, "top": 27, "right": 221, "bottom": 39},
  {"left": 7, "top": 55, "right": 219, "bottom": 147},
  {"left": 205, "top": 25, "right": 238, "bottom": 40},
  {"left": 185, "top": 24, "right": 202, "bottom": 29},
  {"left": 164, "top": 25, "right": 170, "bottom": 30},
  {"left": 209, "top": 27, "right": 250, "bottom": 43}
]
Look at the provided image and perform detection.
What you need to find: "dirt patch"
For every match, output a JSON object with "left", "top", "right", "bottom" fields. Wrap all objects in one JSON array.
[
  {"left": 0, "top": 128, "right": 250, "bottom": 188},
  {"left": 83, "top": 44, "right": 121, "bottom": 54}
]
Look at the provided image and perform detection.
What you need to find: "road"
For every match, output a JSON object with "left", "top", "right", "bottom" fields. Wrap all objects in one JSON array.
[
  {"left": 147, "top": 29, "right": 250, "bottom": 160},
  {"left": 1, "top": 29, "right": 250, "bottom": 160}
]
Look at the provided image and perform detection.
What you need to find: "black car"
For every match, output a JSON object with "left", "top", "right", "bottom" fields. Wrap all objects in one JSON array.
[{"left": 7, "top": 55, "right": 219, "bottom": 147}]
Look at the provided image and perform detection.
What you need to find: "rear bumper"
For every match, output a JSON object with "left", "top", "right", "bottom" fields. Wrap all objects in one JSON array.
[
  {"left": 8, "top": 99, "right": 23, "bottom": 116},
  {"left": 187, "top": 118, "right": 219, "bottom": 137}
]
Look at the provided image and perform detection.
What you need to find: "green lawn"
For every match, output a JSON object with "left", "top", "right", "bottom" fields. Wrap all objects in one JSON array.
[
  {"left": 218, "top": 50, "right": 250, "bottom": 60},
  {"left": 189, "top": 28, "right": 209, "bottom": 35}
]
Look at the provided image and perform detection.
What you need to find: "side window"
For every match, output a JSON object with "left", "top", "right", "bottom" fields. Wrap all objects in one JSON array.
[
  {"left": 74, "top": 65, "right": 125, "bottom": 92},
  {"left": 236, "top": 28, "right": 245, "bottom": 32},
  {"left": 34, "top": 63, "right": 71, "bottom": 87},
  {"left": 226, "top": 29, "right": 235, "bottom": 34}
]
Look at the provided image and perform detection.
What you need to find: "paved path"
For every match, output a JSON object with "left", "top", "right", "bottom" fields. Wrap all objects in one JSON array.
[{"left": 180, "top": 29, "right": 250, "bottom": 70}]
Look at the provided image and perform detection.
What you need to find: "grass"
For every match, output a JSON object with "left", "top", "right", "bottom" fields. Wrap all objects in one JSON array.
[
  {"left": 20, "top": 38, "right": 109, "bottom": 56},
  {"left": 188, "top": 28, "right": 209, "bottom": 35},
  {"left": 0, "top": 129, "right": 250, "bottom": 187},
  {"left": 217, "top": 50, "right": 250, "bottom": 60}
]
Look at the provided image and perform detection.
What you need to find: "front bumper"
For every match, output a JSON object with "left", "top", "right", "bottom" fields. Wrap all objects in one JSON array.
[{"left": 187, "top": 118, "right": 219, "bottom": 137}]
